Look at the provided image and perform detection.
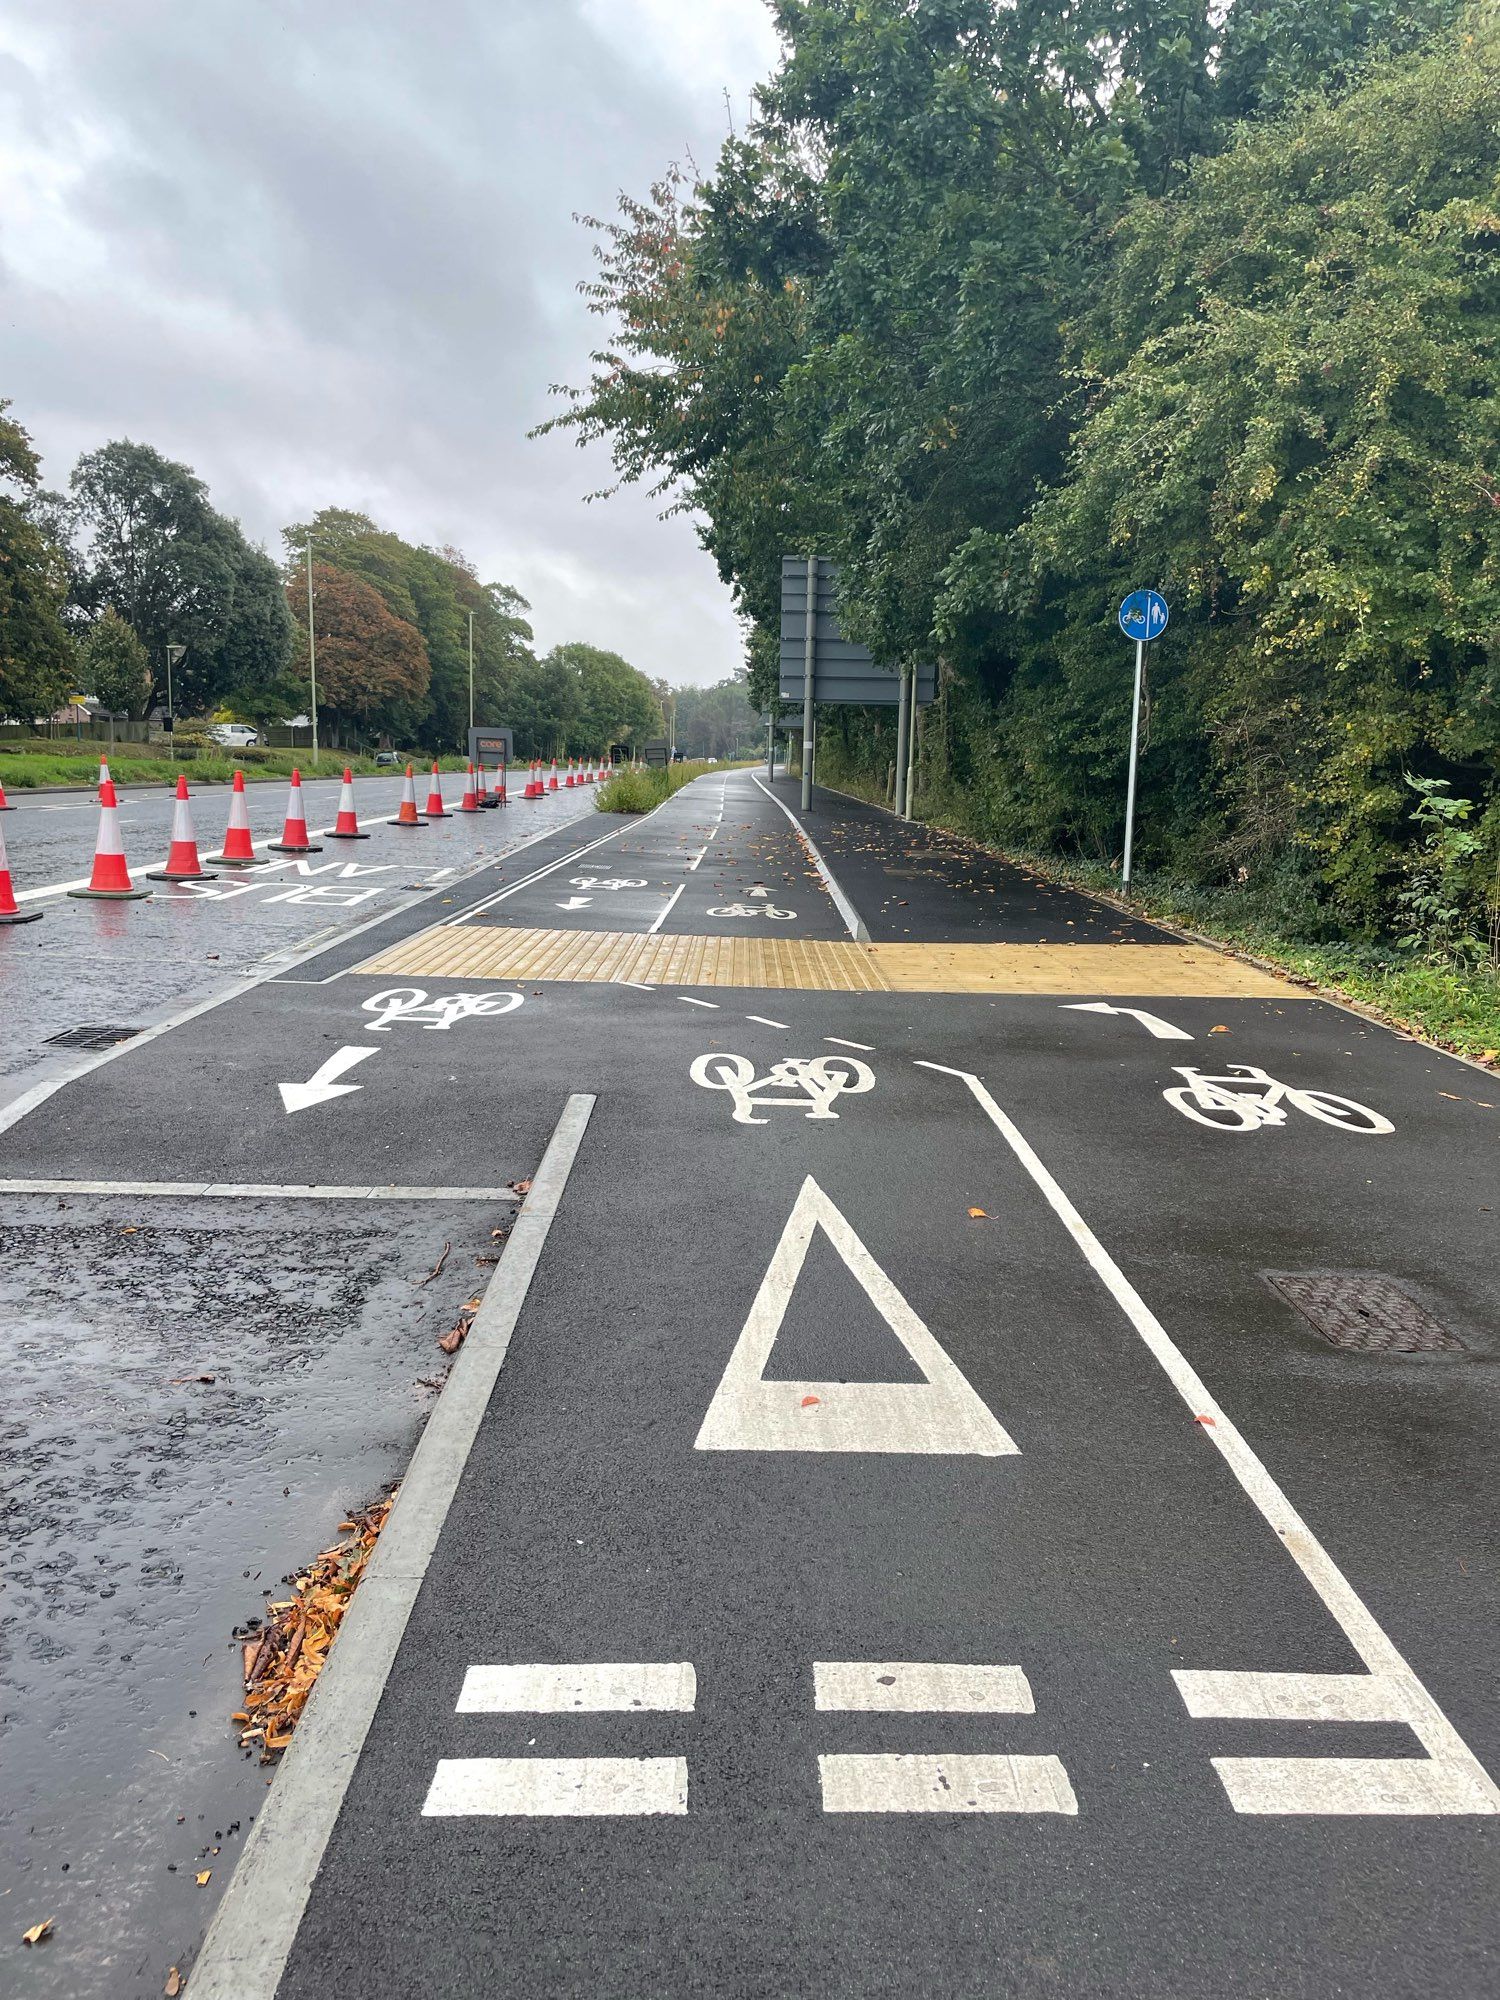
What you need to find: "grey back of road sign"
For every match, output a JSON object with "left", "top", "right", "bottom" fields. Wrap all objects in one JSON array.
[
  {"left": 779, "top": 558, "right": 935, "bottom": 706},
  {"left": 642, "top": 738, "right": 671, "bottom": 768},
  {"left": 467, "top": 725, "right": 513, "bottom": 767}
]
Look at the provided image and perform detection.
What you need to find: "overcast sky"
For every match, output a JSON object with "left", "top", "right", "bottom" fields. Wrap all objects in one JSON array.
[{"left": 0, "top": 0, "right": 781, "bottom": 686}]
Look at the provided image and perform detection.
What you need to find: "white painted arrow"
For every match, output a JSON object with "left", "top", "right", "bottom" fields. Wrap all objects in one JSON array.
[
  {"left": 557, "top": 896, "right": 592, "bottom": 910},
  {"left": 747, "top": 885, "right": 771, "bottom": 898},
  {"left": 1061, "top": 1001, "right": 1194, "bottom": 1041},
  {"left": 278, "top": 1045, "right": 380, "bottom": 1114}
]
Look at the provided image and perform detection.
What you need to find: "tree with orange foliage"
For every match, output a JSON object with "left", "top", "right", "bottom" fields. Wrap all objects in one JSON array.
[{"left": 286, "top": 561, "right": 430, "bottom": 743}]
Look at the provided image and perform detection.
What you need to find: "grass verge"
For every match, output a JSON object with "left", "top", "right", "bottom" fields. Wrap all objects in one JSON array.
[
  {"left": 595, "top": 759, "right": 750, "bottom": 812},
  {"left": 816, "top": 762, "right": 1500, "bottom": 1068},
  {"left": 0, "top": 742, "right": 473, "bottom": 789}
]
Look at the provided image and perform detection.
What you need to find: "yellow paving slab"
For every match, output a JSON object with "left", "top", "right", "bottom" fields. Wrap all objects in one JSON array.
[{"left": 354, "top": 926, "right": 1298, "bottom": 997}]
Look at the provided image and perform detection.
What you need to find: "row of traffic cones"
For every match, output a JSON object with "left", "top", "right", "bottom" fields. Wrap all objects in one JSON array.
[{"left": 0, "top": 754, "right": 606, "bottom": 921}]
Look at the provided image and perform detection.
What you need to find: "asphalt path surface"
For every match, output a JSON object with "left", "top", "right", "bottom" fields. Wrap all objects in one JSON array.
[{"left": 4, "top": 769, "right": 1495, "bottom": 1997}]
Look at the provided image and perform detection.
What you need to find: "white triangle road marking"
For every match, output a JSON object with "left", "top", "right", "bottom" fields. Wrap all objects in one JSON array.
[{"left": 694, "top": 1176, "right": 1018, "bottom": 1456}]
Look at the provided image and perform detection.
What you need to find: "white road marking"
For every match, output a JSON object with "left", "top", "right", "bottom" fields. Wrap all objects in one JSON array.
[
  {"left": 921, "top": 1059, "right": 1500, "bottom": 1817},
  {"left": 277, "top": 1044, "right": 379, "bottom": 1114},
  {"left": 456, "top": 1663, "right": 695, "bottom": 1712},
  {"left": 814, "top": 1663, "right": 1033, "bottom": 1713},
  {"left": 648, "top": 881, "right": 686, "bottom": 934},
  {"left": 695, "top": 1175, "right": 1018, "bottom": 1456},
  {"left": 745, "top": 1014, "right": 789, "bottom": 1031},
  {"left": 361, "top": 988, "right": 523, "bottom": 1032},
  {"left": 818, "top": 1754, "right": 1077, "bottom": 1815},
  {"left": 690, "top": 1052, "right": 874, "bottom": 1126},
  {"left": 454, "top": 797, "right": 667, "bottom": 923},
  {"left": 1061, "top": 1001, "right": 1194, "bottom": 1041},
  {"left": 685, "top": 847, "right": 710, "bottom": 871},
  {"left": 0, "top": 1179, "right": 521, "bottom": 1201},
  {"left": 557, "top": 895, "right": 593, "bottom": 910},
  {"left": 422, "top": 1758, "right": 688, "bottom": 1817},
  {"left": 825, "top": 1036, "right": 875, "bottom": 1052},
  {"left": 678, "top": 996, "right": 719, "bottom": 1009},
  {"left": 619, "top": 980, "right": 657, "bottom": 992}
]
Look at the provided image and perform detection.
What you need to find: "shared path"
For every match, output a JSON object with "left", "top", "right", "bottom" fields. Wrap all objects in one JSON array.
[{"left": 5, "top": 769, "right": 1495, "bottom": 1997}]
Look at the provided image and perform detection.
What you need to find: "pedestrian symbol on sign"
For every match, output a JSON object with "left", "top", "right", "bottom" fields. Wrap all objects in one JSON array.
[{"left": 1118, "top": 589, "right": 1169, "bottom": 643}]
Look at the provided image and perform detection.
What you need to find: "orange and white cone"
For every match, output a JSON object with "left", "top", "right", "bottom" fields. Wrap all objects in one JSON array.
[
  {"left": 327, "top": 767, "right": 369, "bottom": 840},
  {"left": 268, "top": 768, "right": 322, "bottom": 853},
  {"left": 527, "top": 762, "right": 543, "bottom": 800},
  {"left": 564, "top": 759, "right": 575, "bottom": 789},
  {"left": 423, "top": 761, "right": 451, "bottom": 818},
  {"left": 547, "top": 759, "right": 559, "bottom": 792},
  {"left": 0, "top": 817, "right": 42, "bottom": 924},
  {"left": 208, "top": 770, "right": 266, "bottom": 867},
  {"left": 99, "top": 757, "right": 111, "bottom": 788},
  {"left": 492, "top": 767, "right": 506, "bottom": 805},
  {"left": 68, "top": 777, "right": 150, "bottom": 900},
  {"left": 0, "top": 775, "right": 14, "bottom": 811},
  {"left": 458, "top": 764, "right": 480, "bottom": 812},
  {"left": 147, "top": 775, "right": 217, "bottom": 881},
  {"left": 389, "top": 763, "right": 425, "bottom": 827}
]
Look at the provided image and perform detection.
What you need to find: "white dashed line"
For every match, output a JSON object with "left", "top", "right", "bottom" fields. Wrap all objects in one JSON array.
[
  {"left": 619, "top": 980, "right": 656, "bottom": 992},
  {"left": 678, "top": 996, "right": 719, "bottom": 1010},
  {"left": 745, "top": 1014, "right": 789, "bottom": 1030},
  {"left": 825, "top": 1036, "right": 875, "bottom": 1052}
]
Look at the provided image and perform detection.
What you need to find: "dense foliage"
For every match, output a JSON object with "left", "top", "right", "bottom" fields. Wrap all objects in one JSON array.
[{"left": 551, "top": 1, "right": 1498, "bottom": 950}]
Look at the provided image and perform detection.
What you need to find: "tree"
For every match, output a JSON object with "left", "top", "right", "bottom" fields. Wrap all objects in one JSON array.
[
  {"left": 78, "top": 608, "right": 149, "bottom": 717},
  {"left": 284, "top": 562, "right": 430, "bottom": 742},
  {"left": 65, "top": 438, "right": 294, "bottom": 715},
  {"left": 0, "top": 400, "right": 73, "bottom": 722}
]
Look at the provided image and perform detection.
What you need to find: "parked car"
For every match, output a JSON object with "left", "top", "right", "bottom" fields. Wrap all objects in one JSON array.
[
  {"left": 374, "top": 750, "right": 402, "bottom": 767},
  {"left": 208, "top": 722, "right": 259, "bottom": 748}
]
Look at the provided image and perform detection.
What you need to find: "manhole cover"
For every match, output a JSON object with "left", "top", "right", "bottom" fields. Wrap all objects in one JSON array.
[
  {"left": 43, "top": 1025, "right": 144, "bottom": 1052},
  {"left": 1263, "top": 1272, "right": 1464, "bottom": 1353}
]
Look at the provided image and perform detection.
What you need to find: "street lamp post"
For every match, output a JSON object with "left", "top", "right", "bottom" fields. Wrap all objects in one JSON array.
[
  {"left": 468, "top": 609, "right": 475, "bottom": 734},
  {"left": 165, "top": 643, "right": 185, "bottom": 759},
  {"left": 305, "top": 542, "right": 320, "bottom": 768}
]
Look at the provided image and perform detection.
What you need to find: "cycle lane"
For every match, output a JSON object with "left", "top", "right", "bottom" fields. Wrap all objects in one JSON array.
[{"left": 181, "top": 965, "right": 1497, "bottom": 1997}]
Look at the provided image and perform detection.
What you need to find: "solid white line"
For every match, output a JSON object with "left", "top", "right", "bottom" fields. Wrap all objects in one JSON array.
[
  {"left": 818, "top": 1754, "right": 1077, "bottom": 1815},
  {"left": 918, "top": 1059, "right": 1500, "bottom": 1818},
  {"left": 0, "top": 1178, "right": 520, "bottom": 1202},
  {"left": 679, "top": 996, "right": 718, "bottom": 1009},
  {"left": 814, "top": 1662, "right": 1034, "bottom": 1714},
  {"left": 749, "top": 770, "right": 867, "bottom": 941},
  {"left": 745, "top": 1014, "right": 789, "bottom": 1031},
  {"left": 1173, "top": 1670, "right": 1406, "bottom": 1723},
  {"left": 187, "top": 1094, "right": 597, "bottom": 1998},
  {"left": 456, "top": 1663, "right": 695, "bottom": 1713},
  {"left": 422, "top": 1757, "right": 688, "bottom": 1817},
  {"left": 648, "top": 881, "right": 685, "bottom": 934},
  {"left": 825, "top": 1036, "right": 875, "bottom": 1052}
]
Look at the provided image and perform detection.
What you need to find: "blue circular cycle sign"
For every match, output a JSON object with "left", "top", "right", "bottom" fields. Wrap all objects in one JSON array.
[{"left": 1119, "top": 588, "right": 1169, "bottom": 642}]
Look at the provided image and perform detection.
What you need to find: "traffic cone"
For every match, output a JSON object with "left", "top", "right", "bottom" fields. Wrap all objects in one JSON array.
[
  {"left": 458, "top": 764, "right": 480, "bottom": 812},
  {"left": 388, "top": 763, "right": 425, "bottom": 827},
  {"left": 564, "top": 760, "right": 575, "bottom": 789},
  {"left": 526, "top": 762, "right": 542, "bottom": 800},
  {"left": 423, "top": 762, "right": 452, "bottom": 817},
  {"left": 99, "top": 757, "right": 111, "bottom": 788},
  {"left": 0, "top": 818, "right": 42, "bottom": 924},
  {"left": 0, "top": 776, "right": 14, "bottom": 811},
  {"left": 268, "top": 768, "right": 322, "bottom": 853},
  {"left": 147, "top": 775, "right": 217, "bottom": 881},
  {"left": 327, "top": 767, "right": 369, "bottom": 840},
  {"left": 548, "top": 760, "right": 559, "bottom": 792},
  {"left": 208, "top": 770, "right": 267, "bottom": 867},
  {"left": 67, "top": 777, "right": 150, "bottom": 900},
  {"left": 492, "top": 769, "right": 506, "bottom": 805}
]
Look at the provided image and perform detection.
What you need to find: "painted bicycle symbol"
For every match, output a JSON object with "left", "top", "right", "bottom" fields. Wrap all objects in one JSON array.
[
  {"left": 361, "top": 987, "right": 524, "bottom": 1032},
  {"left": 706, "top": 902, "right": 797, "bottom": 921},
  {"left": 689, "top": 1052, "right": 875, "bottom": 1126},
  {"left": 1163, "top": 1064, "right": 1393, "bottom": 1134},
  {"left": 570, "top": 876, "right": 646, "bottom": 891}
]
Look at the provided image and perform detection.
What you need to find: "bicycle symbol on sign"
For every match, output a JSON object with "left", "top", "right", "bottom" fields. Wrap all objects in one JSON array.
[
  {"left": 361, "top": 987, "right": 524, "bottom": 1032},
  {"left": 689, "top": 1052, "right": 875, "bottom": 1126},
  {"left": 1163, "top": 1064, "right": 1393, "bottom": 1134}
]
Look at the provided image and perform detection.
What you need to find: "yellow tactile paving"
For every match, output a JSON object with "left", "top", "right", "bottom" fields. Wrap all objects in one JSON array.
[{"left": 354, "top": 926, "right": 1297, "bottom": 997}]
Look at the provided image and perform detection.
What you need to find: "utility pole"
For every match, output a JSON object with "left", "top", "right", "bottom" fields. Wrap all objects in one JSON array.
[
  {"left": 305, "top": 542, "right": 320, "bottom": 768},
  {"left": 468, "top": 609, "right": 475, "bottom": 734},
  {"left": 893, "top": 668, "right": 911, "bottom": 817},
  {"left": 801, "top": 553, "right": 816, "bottom": 811}
]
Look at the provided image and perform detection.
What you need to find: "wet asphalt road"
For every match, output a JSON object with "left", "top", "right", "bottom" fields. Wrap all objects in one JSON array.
[
  {"left": 0, "top": 774, "right": 595, "bottom": 1106},
  {"left": 3, "top": 770, "right": 1497, "bottom": 1997}
]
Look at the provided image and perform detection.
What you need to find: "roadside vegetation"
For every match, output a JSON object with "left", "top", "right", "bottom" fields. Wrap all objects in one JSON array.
[
  {"left": 552, "top": 3, "right": 1500, "bottom": 1016},
  {"left": 0, "top": 738, "right": 472, "bottom": 789},
  {"left": 596, "top": 759, "right": 749, "bottom": 813}
]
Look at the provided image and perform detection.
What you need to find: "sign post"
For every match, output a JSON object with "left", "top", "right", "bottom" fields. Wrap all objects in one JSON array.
[
  {"left": 1117, "top": 589, "right": 1169, "bottom": 893},
  {"left": 801, "top": 554, "right": 817, "bottom": 810}
]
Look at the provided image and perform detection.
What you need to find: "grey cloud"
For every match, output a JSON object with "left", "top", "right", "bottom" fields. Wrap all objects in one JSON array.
[{"left": 0, "top": 0, "right": 778, "bottom": 682}]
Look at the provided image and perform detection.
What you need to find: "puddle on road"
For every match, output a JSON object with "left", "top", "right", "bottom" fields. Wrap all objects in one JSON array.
[{"left": 0, "top": 1196, "right": 504, "bottom": 2000}]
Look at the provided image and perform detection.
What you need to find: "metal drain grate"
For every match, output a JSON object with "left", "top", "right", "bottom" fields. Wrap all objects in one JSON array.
[
  {"left": 43, "top": 1025, "right": 144, "bottom": 1053},
  {"left": 1263, "top": 1271, "right": 1464, "bottom": 1354}
]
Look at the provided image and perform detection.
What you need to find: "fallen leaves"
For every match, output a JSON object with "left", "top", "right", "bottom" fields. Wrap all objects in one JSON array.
[
  {"left": 233, "top": 1494, "right": 396, "bottom": 1760},
  {"left": 417, "top": 1241, "right": 452, "bottom": 1286},
  {"left": 437, "top": 1295, "right": 483, "bottom": 1354},
  {"left": 165, "top": 1971, "right": 183, "bottom": 1997},
  {"left": 195, "top": 1870, "right": 212, "bottom": 1887},
  {"left": 967, "top": 1207, "right": 989, "bottom": 1219},
  {"left": 22, "top": 1918, "right": 54, "bottom": 1946},
  {"left": 509, "top": 1177, "right": 533, "bottom": 1197}
]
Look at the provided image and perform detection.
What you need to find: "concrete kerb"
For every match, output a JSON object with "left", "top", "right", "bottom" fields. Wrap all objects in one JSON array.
[
  {"left": 749, "top": 770, "right": 868, "bottom": 942},
  {"left": 186, "top": 1091, "right": 596, "bottom": 2000}
]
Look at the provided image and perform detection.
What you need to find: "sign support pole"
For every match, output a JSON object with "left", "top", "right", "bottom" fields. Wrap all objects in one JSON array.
[
  {"left": 801, "top": 554, "right": 817, "bottom": 811},
  {"left": 893, "top": 668, "right": 910, "bottom": 817},
  {"left": 766, "top": 713, "right": 774, "bottom": 785},
  {"left": 1122, "top": 637, "right": 1145, "bottom": 894}
]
